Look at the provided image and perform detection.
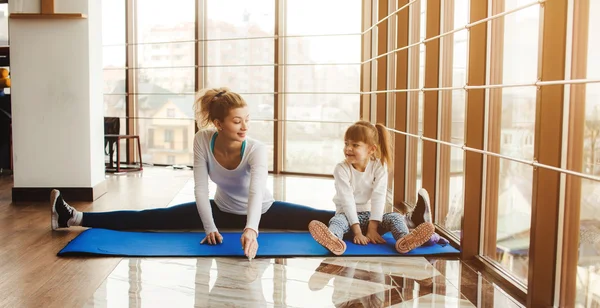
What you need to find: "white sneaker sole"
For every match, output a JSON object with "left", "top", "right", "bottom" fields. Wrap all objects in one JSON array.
[{"left": 50, "top": 189, "right": 60, "bottom": 230}]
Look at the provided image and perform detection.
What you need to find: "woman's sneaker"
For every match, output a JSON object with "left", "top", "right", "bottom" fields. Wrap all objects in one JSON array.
[
  {"left": 308, "top": 220, "right": 347, "bottom": 255},
  {"left": 50, "top": 189, "right": 79, "bottom": 229},
  {"left": 395, "top": 222, "right": 435, "bottom": 254}
]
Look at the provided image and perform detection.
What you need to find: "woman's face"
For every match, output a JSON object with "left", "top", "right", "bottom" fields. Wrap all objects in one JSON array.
[{"left": 216, "top": 106, "right": 250, "bottom": 143}]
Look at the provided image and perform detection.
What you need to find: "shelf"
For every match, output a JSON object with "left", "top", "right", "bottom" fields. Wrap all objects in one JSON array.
[{"left": 9, "top": 13, "right": 87, "bottom": 19}]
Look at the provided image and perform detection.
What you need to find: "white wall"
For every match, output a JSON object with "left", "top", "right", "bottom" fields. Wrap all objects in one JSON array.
[{"left": 9, "top": 0, "right": 105, "bottom": 188}]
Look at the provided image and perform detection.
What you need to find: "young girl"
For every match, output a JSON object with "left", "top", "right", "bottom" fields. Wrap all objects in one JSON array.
[{"left": 308, "top": 121, "right": 435, "bottom": 255}]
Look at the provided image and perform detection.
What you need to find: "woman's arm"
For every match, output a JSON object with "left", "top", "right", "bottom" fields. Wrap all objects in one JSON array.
[
  {"left": 245, "top": 143, "right": 269, "bottom": 235},
  {"left": 193, "top": 133, "right": 218, "bottom": 233},
  {"left": 333, "top": 164, "right": 360, "bottom": 226}
]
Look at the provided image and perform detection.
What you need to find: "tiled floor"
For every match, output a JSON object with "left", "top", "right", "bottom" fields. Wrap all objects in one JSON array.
[{"left": 80, "top": 170, "right": 523, "bottom": 308}]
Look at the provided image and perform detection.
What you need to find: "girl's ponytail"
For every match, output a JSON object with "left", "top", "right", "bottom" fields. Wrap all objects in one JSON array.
[{"left": 375, "top": 123, "right": 392, "bottom": 171}]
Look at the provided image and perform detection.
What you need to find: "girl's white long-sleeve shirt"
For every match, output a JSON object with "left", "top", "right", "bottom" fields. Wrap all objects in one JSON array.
[
  {"left": 332, "top": 159, "right": 388, "bottom": 225},
  {"left": 193, "top": 129, "right": 274, "bottom": 234}
]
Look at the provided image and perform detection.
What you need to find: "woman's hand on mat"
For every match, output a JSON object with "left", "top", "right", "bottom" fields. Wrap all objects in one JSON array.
[
  {"left": 353, "top": 234, "right": 371, "bottom": 245},
  {"left": 366, "top": 229, "right": 386, "bottom": 244},
  {"left": 241, "top": 228, "right": 258, "bottom": 260},
  {"left": 200, "top": 231, "right": 223, "bottom": 245}
]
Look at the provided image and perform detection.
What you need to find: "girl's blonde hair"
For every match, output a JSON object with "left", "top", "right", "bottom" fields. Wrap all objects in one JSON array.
[
  {"left": 193, "top": 87, "right": 247, "bottom": 129},
  {"left": 344, "top": 120, "right": 392, "bottom": 171}
]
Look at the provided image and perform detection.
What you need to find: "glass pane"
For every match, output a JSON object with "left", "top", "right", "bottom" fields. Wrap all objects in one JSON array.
[
  {"left": 285, "top": 94, "right": 359, "bottom": 122},
  {"left": 438, "top": 90, "right": 466, "bottom": 234},
  {"left": 495, "top": 162, "right": 533, "bottom": 284},
  {"left": 136, "top": 1, "right": 194, "bottom": 44},
  {"left": 103, "top": 46, "right": 126, "bottom": 69},
  {"left": 485, "top": 87, "right": 537, "bottom": 287},
  {"left": 576, "top": 0, "right": 600, "bottom": 305},
  {"left": 134, "top": 1, "right": 196, "bottom": 165},
  {"left": 102, "top": 0, "right": 125, "bottom": 115},
  {"left": 243, "top": 94, "right": 274, "bottom": 120},
  {"left": 484, "top": 0, "right": 541, "bottom": 286},
  {"left": 283, "top": 1, "right": 361, "bottom": 174},
  {"left": 205, "top": 1, "right": 275, "bottom": 171},
  {"left": 206, "top": 0, "right": 274, "bottom": 39},
  {"left": 102, "top": 0, "right": 125, "bottom": 46},
  {"left": 138, "top": 117, "right": 196, "bottom": 166},
  {"left": 103, "top": 93, "right": 126, "bottom": 118},
  {"left": 101, "top": 0, "right": 127, "bottom": 163},
  {"left": 502, "top": 2, "right": 540, "bottom": 84},
  {"left": 103, "top": 69, "right": 125, "bottom": 95},
  {"left": 207, "top": 39, "right": 274, "bottom": 65},
  {"left": 249, "top": 120, "right": 274, "bottom": 171},
  {"left": 490, "top": 89, "right": 538, "bottom": 286},
  {"left": 136, "top": 68, "right": 196, "bottom": 94},
  {"left": 206, "top": 66, "right": 274, "bottom": 93},
  {"left": 284, "top": 121, "right": 348, "bottom": 174},
  {"left": 137, "top": 42, "right": 195, "bottom": 70},
  {"left": 437, "top": 0, "right": 469, "bottom": 237},
  {"left": 284, "top": 65, "right": 360, "bottom": 92},
  {"left": 419, "top": 0, "right": 427, "bottom": 89},
  {"left": 285, "top": 0, "right": 361, "bottom": 35},
  {"left": 135, "top": 94, "right": 195, "bottom": 165},
  {"left": 285, "top": 36, "right": 361, "bottom": 64}
]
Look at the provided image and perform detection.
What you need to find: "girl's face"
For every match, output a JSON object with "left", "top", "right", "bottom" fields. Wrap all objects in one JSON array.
[
  {"left": 343, "top": 139, "right": 375, "bottom": 168},
  {"left": 215, "top": 106, "right": 250, "bottom": 143}
]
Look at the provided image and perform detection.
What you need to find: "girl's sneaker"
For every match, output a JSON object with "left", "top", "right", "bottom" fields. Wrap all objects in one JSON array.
[
  {"left": 308, "top": 220, "right": 347, "bottom": 255},
  {"left": 395, "top": 222, "right": 435, "bottom": 254}
]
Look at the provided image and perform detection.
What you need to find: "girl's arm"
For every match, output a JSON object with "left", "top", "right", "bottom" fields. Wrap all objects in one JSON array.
[
  {"left": 369, "top": 162, "right": 388, "bottom": 222},
  {"left": 193, "top": 133, "right": 218, "bottom": 233},
  {"left": 334, "top": 164, "right": 360, "bottom": 226},
  {"left": 245, "top": 143, "right": 269, "bottom": 235}
]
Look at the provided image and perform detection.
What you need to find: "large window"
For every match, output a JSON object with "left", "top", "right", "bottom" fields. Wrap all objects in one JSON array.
[
  {"left": 364, "top": 0, "right": 600, "bottom": 305},
  {"left": 283, "top": 0, "right": 362, "bottom": 174},
  {"left": 102, "top": 0, "right": 360, "bottom": 171}
]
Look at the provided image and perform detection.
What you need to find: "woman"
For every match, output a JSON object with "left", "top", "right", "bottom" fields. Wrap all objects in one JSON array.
[{"left": 51, "top": 87, "right": 335, "bottom": 260}]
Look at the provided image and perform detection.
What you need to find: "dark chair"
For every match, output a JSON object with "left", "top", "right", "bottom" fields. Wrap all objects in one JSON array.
[{"left": 104, "top": 117, "right": 143, "bottom": 172}]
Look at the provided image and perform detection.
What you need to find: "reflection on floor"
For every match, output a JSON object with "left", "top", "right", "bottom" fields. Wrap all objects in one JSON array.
[{"left": 85, "top": 256, "right": 522, "bottom": 308}]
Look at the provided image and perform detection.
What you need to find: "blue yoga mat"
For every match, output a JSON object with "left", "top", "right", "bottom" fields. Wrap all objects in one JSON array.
[{"left": 57, "top": 229, "right": 459, "bottom": 257}]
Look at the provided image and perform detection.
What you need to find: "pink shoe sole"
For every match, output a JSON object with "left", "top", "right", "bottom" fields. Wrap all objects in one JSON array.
[
  {"left": 395, "top": 222, "right": 435, "bottom": 254},
  {"left": 308, "top": 220, "right": 346, "bottom": 255}
]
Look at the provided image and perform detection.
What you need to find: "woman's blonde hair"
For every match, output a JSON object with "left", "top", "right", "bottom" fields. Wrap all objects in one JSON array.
[
  {"left": 344, "top": 120, "right": 392, "bottom": 171},
  {"left": 193, "top": 87, "right": 247, "bottom": 129}
]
